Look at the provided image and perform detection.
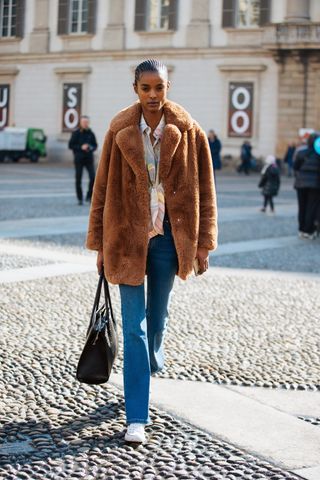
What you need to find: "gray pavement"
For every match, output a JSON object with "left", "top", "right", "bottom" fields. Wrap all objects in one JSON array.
[{"left": 0, "top": 162, "right": 319, "bottom": 479}]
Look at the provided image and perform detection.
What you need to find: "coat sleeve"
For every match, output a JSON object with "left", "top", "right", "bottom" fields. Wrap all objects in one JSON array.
[
  {"left": 90, "top": 131, "right": 98, "bottom": 152},
  {"left": 85, "top": 129, "right": 114, "bottom": 251},
  {"left": 68, "top": 130, "right": 81, "bottom": 152},
  {"left": 196, "top": 128, "right": 218, "bottom": 251},
  {"left": 293, "top": 149, "right": 305, "bottom": 172}
]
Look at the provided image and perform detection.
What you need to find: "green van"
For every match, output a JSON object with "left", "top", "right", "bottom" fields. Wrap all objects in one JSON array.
[{"left": 0, "top": 127, "right": 47, "bottom": 163}]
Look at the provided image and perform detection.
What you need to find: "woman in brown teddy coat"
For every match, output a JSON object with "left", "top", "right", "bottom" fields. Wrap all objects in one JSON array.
[{"left": 86, "top": 59, "right": 218, "bottom": 443}]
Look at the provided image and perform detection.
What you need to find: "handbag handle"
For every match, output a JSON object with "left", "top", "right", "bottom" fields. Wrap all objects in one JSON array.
[
  {"left": 89, "top": 271, "right": 115, "bottom": 326},
  {"left": 102, "top": 274, "right": 115, "bottom": 322}
]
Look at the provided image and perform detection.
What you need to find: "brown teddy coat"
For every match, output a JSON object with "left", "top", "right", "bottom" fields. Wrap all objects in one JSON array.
[{"left": 86, "top": 99, "right": 218, "bottom": 286}]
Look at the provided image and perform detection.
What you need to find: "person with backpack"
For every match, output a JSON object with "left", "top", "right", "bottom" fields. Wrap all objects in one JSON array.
[{"left": 294, "top": 132, "right": 320, "bottom": 239}]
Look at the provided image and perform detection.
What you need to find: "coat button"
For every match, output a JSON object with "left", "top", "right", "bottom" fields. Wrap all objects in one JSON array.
[
  {"left": 173, "top": 190, "right": 176, "bottom": 195},
  {"left": 177, "top": 217, "right": 181, "bottom": 223}
]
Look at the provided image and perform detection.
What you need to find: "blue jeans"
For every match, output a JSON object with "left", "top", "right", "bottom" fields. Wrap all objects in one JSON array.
[{"left": 119, "top": 214, "right": 178, "bottom": 425}]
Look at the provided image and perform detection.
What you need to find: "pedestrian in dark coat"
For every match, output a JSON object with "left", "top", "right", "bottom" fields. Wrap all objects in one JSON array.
[
  {"left": 294, "top": 133, "right": 320, "bottom": 238},
  {"left": 283, "top": 142, "right": 296, "bottom": 177},
  {"left": 258, "top": 155, "right": 280, "bottom": 214},
  {"left": 68, "top": 115, "right": 98, "bottom": 205},
  {"left": 238, "top": 141, "right": 252, "bottom": 175},
  {"left": 208, "top": 130, "right": 222, "bottom": 170}
]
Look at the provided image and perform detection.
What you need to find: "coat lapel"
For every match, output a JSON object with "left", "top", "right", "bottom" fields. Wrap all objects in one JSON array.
[
  {"left": 159, "top": 124, "right": 182, "bottom": 181},
  {"left": 115, "top": 125, "right": 148, "bottom": 184},
  {"left": 115, "top": 122, "right": 182, "bottom": 183}
]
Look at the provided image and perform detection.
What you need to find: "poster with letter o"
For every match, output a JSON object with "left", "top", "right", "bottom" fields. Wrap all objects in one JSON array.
[
  {"left": 0, "top": 84, "right": 10, "bottom": 129},
  {"left": 228, "top": 82, "right": 253, "bottom": 138},
  {"left": 62, "top": 83, "right": 82, "bottom": 132}
]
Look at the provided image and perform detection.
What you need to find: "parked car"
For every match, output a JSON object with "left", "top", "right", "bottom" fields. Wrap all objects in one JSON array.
[{"left": 0, "top": 127, "right": 47, "bottom": 163}]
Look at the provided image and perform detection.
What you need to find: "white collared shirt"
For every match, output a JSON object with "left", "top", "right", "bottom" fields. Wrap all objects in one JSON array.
[{"left": 139, "top": 113, "right": 166, "bottom": 237}]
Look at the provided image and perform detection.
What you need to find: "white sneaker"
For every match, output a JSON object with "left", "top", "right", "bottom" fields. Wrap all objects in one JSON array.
[
  {"left": 124, "top": 423, "right": 146, "bottom": 443},
  {"left": 302, "top": 232, "right": 316, "bottom": 240}
]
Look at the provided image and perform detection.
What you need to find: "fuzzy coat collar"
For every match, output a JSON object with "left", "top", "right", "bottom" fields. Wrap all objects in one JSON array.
[
  {"left": 110, "top": 100, "right": 194, "bottom": 133},
  {"left": 111, "top": 100, "right": 194, "bottom": 182}
]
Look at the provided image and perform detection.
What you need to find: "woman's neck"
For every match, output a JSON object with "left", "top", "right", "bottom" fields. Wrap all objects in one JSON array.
[{"left": 141, "top": 107, "right": 163, "bottom": 131}]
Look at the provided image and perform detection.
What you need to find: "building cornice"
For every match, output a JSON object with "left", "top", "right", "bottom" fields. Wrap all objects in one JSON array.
[
  {"left": 0, "top": 66, "right": 20, "bottom": 75},
  {"left": 54, "top": 66, "right": 92, "bottom": 75},
  {"left": 0, "top": 47, "right": 274, "bottom": 64},
  {"left": 218, "top": 64, "right": 267, "bottom": 72}
]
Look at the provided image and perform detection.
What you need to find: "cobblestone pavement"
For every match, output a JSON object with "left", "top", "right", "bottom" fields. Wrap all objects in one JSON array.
[
  {"left": 0, "top": 275, "right": 301, "bottom": 479},
  {"left": 0, "top": 162, "right": 318, "bottom": 479}
]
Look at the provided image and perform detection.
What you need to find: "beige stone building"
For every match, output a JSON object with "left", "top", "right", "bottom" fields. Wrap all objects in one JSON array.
[{"left": 0, "top": 0, "right": 319, "bottom": 162}]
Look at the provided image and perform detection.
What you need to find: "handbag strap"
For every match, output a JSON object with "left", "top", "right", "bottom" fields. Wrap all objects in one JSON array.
[
  {"left": 89, "top": 271, "right": 116, "bottom": 328},
  {"left": 102, "top": 274, "right": 115, "bottom": 322},
  {"left": 89, "top": 272, "right": 104, "bottom": 324}
]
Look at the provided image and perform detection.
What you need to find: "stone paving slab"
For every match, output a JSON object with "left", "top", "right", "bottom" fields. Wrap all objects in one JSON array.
[
  {"left": 0, "top": 262, "right": 94, "bottom": 284},
  {"left": 111, "top": 374, "right": 320, "bottom": 471},
  {"left": 226, "top": 385, "right": 320, "bottom": 417},
  {"left": 292, "top": 466, "right": 320, "bottom": 480},
  {"left": 0, "top": 196, "right": 88, "bottom": 222},
  {"left": 0, "top": 254, "right": 58, "bottom": 271},
  {"left": 212, "top": 241, "right": 320, "bottom": 273},
  {"left": 212, "top": 236, "right": 302, "bottom": 256},
  {"left": 0, "top": 216, "right": 88, "bottom": 238}
]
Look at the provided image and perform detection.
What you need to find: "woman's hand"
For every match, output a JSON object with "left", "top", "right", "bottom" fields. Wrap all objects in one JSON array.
[
  {"left": 196, "top": 247, "right": 209, "bottom": 274},
  {"left": 97, "top": 249, "right": 104, "bottom": 274}
]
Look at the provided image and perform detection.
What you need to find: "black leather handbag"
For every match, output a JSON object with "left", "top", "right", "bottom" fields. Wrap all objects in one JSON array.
[{"left": 76, "top": 271, "right": 118, "bottom": 384}]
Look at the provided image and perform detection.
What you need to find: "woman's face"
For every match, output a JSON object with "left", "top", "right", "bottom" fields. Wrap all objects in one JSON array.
[{"left": 134, "top": 72, "right": 170, "bottom": 113}]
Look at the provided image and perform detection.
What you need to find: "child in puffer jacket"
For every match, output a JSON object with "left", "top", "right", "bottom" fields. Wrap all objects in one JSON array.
[{"left": 258, "top": 155, "right": 281, "bottom": 214}]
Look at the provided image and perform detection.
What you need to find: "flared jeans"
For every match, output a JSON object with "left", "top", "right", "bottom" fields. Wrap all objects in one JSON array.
[{"left": 119, "top": 214, "right": 178, "bottom": 425}]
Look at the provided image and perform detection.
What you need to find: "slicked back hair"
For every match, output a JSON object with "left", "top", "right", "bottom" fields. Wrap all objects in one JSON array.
[{"left": 134, "top": 59, "right": 168, "bottom": 85}]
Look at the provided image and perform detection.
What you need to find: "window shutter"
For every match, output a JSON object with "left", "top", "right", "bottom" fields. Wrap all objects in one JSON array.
[
  {"left": 168, "top": 0, "right": 178, "bottom": 30},
  {"left": 134, "top": 0, "right": 147, "bottom": 31},
  {"left": 15, "top": 0, "right": 25, "bottom": 38},
  {"left": 259, "top": 0, "right": 271, "bottom": 26},
  {"left": 222, "top": 0, "right": 236, "bottom": 28},
  {"left": 87, "top": 0, "right": 97, "bottom": 33},
  {"left": 57, "top": 0, "right": 69, "bottom": 35}
]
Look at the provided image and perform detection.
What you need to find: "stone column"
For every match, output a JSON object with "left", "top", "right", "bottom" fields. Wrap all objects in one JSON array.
[
  {"left": 103, "top": 0, "right": 125, "bottom": 50},
  {"left": 285, "top": 0, "right": 310, "bottom": 22},
  {"left": 29, "top": 0, "right": 50, "bottom": 53},
  {"left": 186, "top": 0, "right": 210, "bottom": 48}
]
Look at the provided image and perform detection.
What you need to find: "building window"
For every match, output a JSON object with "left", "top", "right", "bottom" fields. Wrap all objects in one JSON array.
[
  {"left": 237, "top": 0, "right": 260, "bottom": 28},
  {"left": 69, "top": 0, "right": 88, "bottom": 34},
  {"left": 222, "top": 0, "right": 270, "bottom": 29},
  {"left": 0, "top": 0, "right": 16, "bottom": 37},
  {"left": 149, "top": 0, "right": 170, "bottom": 31},
  {"left": 57, "top": 0, "right": 96, "bottom": 36},
  {"left": 135, "top": 0, "right": 178, "bottom": 32}
]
